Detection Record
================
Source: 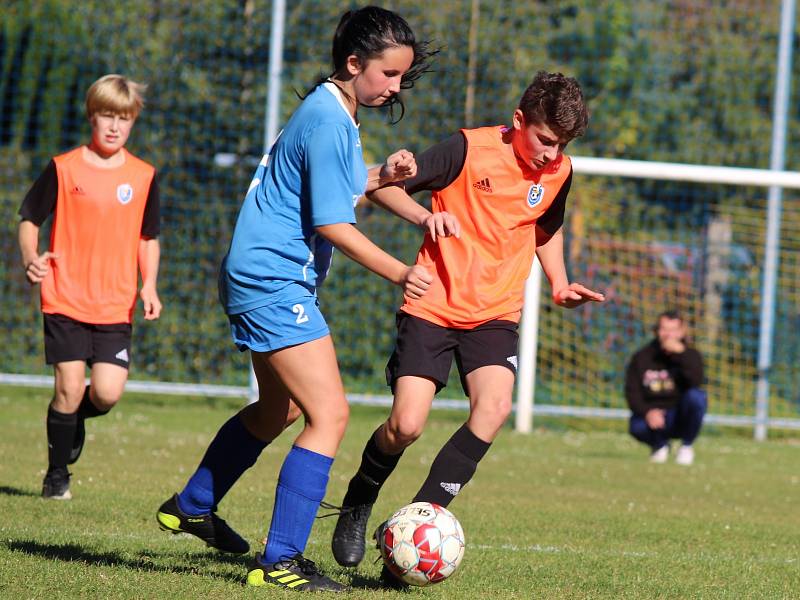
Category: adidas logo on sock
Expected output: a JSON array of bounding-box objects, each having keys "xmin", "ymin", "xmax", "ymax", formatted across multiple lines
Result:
[
  {"xmin": 472, "ymin": 177, "xmax": 493, "ymax": 193},
  {"xmin": 115, "ymin": 348, "xmax": 129, "ymax": 363},
  {"xmin": 440, "ymin": 482, "xmax": 461, "ymax": 496}
]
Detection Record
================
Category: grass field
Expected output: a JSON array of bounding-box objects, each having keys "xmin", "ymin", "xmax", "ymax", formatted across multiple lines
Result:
[{"xmin": 0, "ymin": 385, "xmax": 798, "ymax": 599}]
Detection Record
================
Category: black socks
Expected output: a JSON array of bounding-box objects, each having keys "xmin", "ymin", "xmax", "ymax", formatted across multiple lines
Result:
[
  {"xmin": 77, "ymin": 386, "xmax": 109, "ymax": 419},
  {"xmin": 342, "ymin": 429, "xmax": 404, "ymax": 507},
  {"xmin": 412, "ymin": 424, "xmax": 491, "ymax": 507},
  {"xmin": 46, "ymin": 406, "xmax": 76, "ymax": 469},
  {"xmin": 343, "ymin": 424, "xmax": 492, "ymax": 509},
  {"xmin": 47, "ymin": 387, "xmax": 109, "ymax": 470}
]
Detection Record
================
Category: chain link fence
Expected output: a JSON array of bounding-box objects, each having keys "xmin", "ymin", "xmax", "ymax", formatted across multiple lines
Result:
[{"xmin": 1, "ymin": 1, "xmax": 797, "ymax": 429}]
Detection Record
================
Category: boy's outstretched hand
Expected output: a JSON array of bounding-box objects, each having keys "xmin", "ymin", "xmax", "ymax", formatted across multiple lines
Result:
[
  {"xmin": 420, "ymin": 211, "xmax": 461, "ymax": 242},
  {"xmin": 553, "ymin": 283, "xmax": 605, "ymax": 308}
]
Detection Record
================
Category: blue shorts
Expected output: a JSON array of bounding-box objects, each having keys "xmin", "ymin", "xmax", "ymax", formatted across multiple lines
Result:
[{"xmin": 228, "ymin": 294, "xmax": 329, "ymax": 353}]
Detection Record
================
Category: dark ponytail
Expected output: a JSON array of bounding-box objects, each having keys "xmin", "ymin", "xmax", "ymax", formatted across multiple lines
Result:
[{"xmin": 301, "ymin": 6, "xmax": 436, "ymax": 122}]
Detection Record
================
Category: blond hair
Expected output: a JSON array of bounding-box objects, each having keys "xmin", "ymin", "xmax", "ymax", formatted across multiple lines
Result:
[{"xmin": 85, "ymin": 74, "xmax": 147, "ymax": 119}]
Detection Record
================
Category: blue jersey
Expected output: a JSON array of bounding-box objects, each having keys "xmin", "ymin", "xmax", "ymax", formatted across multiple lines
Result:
[{"xmin": 220, "ymin": 83, "xmax": 367, "ymax": 315}]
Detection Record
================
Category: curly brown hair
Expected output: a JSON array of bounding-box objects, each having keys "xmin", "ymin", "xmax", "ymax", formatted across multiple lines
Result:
[{"xmin": 518, "ymin": 71, "xmax": 588, "ymax": 141}]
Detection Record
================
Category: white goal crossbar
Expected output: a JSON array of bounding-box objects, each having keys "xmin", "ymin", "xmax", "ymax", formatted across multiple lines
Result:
[
  {"xmin": 571, "ymin": 156, "xmax": 800, "ymax": 189},
  {"xmin": 514, "ymin": 156, "xmax": 800, "ymax": 435}
]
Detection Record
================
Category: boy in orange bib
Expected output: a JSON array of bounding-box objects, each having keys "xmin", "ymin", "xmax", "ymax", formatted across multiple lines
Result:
[
  {"xmin": 330, "ymin": 72, "xmax": 605, "ymax": 580},
  {"xmin": 18, "ymin": 74, "xmax": 162, "ymax": 500}
]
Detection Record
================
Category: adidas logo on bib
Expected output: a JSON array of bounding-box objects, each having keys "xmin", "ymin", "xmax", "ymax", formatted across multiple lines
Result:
[{"xmin": 472, "ymin": 177, "xmax": 493, "ymax": 193}]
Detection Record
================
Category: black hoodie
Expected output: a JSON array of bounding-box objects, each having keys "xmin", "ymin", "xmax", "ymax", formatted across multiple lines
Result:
[{"xmin": 624, "ymin": 339, "xmax": 704, "ymax": 416}]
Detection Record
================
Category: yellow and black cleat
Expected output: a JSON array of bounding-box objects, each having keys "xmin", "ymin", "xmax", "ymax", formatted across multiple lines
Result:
[
  {"xmin": 156, "ymin": 493, "xmax": 249, "ymax": 554},
  {"xmin": 246, "ymin": 553, "xmax": 348, "ymax": 592}
]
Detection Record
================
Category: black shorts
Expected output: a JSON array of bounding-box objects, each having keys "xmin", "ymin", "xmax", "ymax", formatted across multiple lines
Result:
[
  {"xmin": 385, "ymin": 312, "xmax": 519, "ymax": 396},
  {"xmin": 43, "ymin": 313, "xmax": 132, "ymax": 369}
]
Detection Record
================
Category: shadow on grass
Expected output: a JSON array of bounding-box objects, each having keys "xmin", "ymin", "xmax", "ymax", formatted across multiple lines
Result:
[
  {"xmin": 3, "ymin": 539, "xmax": 247, "ymax": 583},
  {"xmin": 0, "ymin": 485, "xmax": 38, "ymax": 497},
  {"xmin": 5, "ymin": 539, "xmax": 396, "ymax": 591},
  {"xmin": 347, "ymin": 570, "xmax": 408, "ymax": 592}
]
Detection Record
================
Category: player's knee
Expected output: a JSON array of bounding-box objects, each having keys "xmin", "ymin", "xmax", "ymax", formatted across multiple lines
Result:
[
  {"xmin": 386, "ymin": 414, "xmax": 425, "ymax": 448},
  {"xmin": 90, "ymin": 375, "xmax": 127, "ymax": 411},
  {"xmin": 91, "ymin": 391, "xmax": 121, "ymax": 412},
  {"xmin": 325, "ymin": 400, "xmax": 350, "ymax": 437},
  {"xmin": 53, "ymin": 382, "xmax": 85, "ymax": 412},
  {"xmin": 496, "ymin": 396, "xmax": 514, "ymax": 421},
  {"xmin": 473, "ymin": 393, "xmax": 513, "ymax": 426}
]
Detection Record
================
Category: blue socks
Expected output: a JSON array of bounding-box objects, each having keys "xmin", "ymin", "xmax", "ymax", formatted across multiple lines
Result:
[
  {"xmin": 262, "ymin": 445, "xmax": 333, "ymax": 563},
  {"xmin": 177, "ymin": 414, "xmax": 267, "ymax": 515},
  {"xmin": 176, "ymin": 419, "xmax": 334, "ymax": 562}
]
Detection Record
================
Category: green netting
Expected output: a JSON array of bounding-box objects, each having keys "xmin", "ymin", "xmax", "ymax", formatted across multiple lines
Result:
[
  {"xmin": 0, "ymin": 1, "xmax": 798, "ymax": 422},
  {"xmin": 537, "ymin": 182, "xmax": 800, "ymax": 420}
]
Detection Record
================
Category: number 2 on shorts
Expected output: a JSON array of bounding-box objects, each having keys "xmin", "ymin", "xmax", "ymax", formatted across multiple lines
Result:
[{"xmin": 292, "ymin": 303, "xmax": 309, "ymax": 324}]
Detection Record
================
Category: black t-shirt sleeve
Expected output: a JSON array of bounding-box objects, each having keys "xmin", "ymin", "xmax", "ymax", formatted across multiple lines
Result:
[
  {"xmin": 141, "ymin": 172, "xmax": 161, "ymax": 237},
  {"xmin": 19, "ymin": 160, "xmax": 58, "ymax": 225},
  {"xmin": 536, "ymin": 167, "xmax": 572, "ymax": 236},
  {"xmin": 403, "ymin": 132, "xmax": 468, "ymax": 194}
]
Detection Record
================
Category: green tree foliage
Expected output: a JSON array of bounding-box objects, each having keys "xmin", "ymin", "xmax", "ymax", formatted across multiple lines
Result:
[{"xmin": 0, "ymin": 1, "xmax": 797, "ymax": 412}]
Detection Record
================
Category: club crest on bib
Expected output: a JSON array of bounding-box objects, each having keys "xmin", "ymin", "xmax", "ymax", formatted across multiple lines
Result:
[
  {"xmin": 117, "ymin": 183, "xmax": 133, "ymax": 205},
  {"xmin": 527, "ymin": 183, "xmax": 545, "ymax": 208}
]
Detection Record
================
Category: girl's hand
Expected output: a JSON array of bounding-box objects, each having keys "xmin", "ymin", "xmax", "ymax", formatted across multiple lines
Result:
[{"xmin": 420, "ymin": 211, "xmax": 461, "ymax": 242}]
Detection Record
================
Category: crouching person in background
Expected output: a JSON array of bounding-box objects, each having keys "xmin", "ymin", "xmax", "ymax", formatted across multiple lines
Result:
[{"xmin": 625, "ymin": 310, "xmax": 706, "ymax": 465}]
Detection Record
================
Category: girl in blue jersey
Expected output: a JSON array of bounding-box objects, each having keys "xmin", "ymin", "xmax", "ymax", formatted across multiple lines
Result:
[{"xmin": 156, "ymin": 6, "xmax": 448, "ymax": 593}]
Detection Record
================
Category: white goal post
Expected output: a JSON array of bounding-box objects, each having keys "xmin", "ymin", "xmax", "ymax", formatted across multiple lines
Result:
[{"xmin": 514, "ymin": 156, "xmax": 800, "ymax": 435}]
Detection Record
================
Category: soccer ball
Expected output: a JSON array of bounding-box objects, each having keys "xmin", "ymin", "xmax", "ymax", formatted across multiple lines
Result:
[{"xmin": 377, "ymin": 501, "xmax": 465, "ymax": 586}]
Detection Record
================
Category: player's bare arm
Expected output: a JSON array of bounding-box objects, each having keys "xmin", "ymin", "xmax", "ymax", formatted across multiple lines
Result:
[
  {"xmin": 367, "ymin": 184, "xmax": 460, "ymax": 241},
  {"xmin": 316, "ymin": 222, "xmax": 432, "ymax": 299},
  {"xmin": 536, "ymin": 226, "xmax": 605, "ymax": 308},
  {"xmin": 138, "ymin": 237, "xmax": 162, "ymax": 320},
  {"xmin": 18, "ymin": 220, "xmax": 58, "ymax": 285}
]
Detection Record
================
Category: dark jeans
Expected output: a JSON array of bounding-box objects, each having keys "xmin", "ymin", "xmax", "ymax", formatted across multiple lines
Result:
[{"xmin": 629, "ymin": 388, "xmax": 707, "ymax": 450}]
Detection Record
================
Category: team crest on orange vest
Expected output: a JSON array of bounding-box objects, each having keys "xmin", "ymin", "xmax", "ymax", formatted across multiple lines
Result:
[
  {"xmin": 527, "ymin": 183, "xmax": 544, "ymax": 207},
  {"xmin": 117, "ymin": 183, "xmax": 133, "ymax": 205}
]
